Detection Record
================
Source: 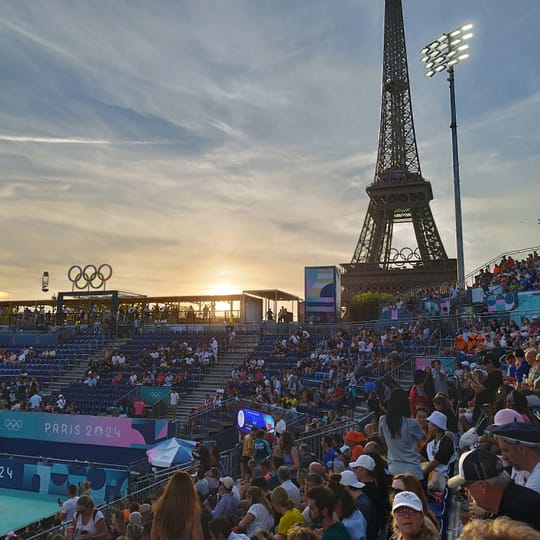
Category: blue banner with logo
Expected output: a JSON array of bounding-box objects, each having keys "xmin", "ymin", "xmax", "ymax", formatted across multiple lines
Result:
[{"xmin": 0, "ymin": 411, "xmax": 170, "ymax": 448}]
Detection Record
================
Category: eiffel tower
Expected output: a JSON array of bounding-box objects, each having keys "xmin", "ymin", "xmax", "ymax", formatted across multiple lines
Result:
[{"xmin": 341, "ymin": 0, "xmax": 456, "ymax": 304}]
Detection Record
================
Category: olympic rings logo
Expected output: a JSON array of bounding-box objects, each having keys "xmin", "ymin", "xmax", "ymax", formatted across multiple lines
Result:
[
  {"xmin": 4, "ymin": 418, "xmax": 23, "ymax": 431},
  {"xmin": 68, "ymin": 264, "xmax": 113, "ymax": 290}
]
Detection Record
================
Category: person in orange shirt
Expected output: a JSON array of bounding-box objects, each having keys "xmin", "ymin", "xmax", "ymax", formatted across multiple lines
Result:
[{"xmin": 344, "ymin": 430, "xmax": 367, "ymax": 460}]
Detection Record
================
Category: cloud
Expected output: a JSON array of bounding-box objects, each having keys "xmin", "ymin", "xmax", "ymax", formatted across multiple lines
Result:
[{"xmin": 0, "ymin": 0, "xmax": 539, "ymax": 299}]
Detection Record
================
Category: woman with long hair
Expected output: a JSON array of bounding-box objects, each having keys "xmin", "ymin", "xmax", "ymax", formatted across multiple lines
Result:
[
  {"xmin": 379, "ymin": 389, "xmax": 424, "ymax": 480},
  {"xmin": 237, "ymin": 486, "xmax": 274, "ymax": 539},
  {"xmin": 109, "ymin": 509, "xmax": 126, "ymax": 540},
  {"xmin": 327, "ymin": 482, "xmax": 367, "ymax": 540},
  {"xmin": 274, "ymin": 431, "xmax": 300, "ymax": 482},
  {"xmin": 72, "ymin": 495, "xmax": 108, "ymax": 540},
  {"xmin": 390, "ymin": 473, "xmax": 439, "ymax": 532},
  {"xmin": 409, "ymin": 371, "xmax": 431, "ymax": 417},
  {"xmin": 507, "ymin": 389, "xmax": 535, "ymax": 424},
  {"xmin": 150, "ymin": 470, "xmax": 204, "ymax": 540},
  {"xmin": 268, "ymin": 487, "xmax": 304, "ymax": 540},
  {"xmin": 432, "ymin": 393, "xmax": 458, "ymax": 434}
]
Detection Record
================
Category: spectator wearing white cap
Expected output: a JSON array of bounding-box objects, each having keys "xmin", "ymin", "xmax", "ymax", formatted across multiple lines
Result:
[
  {"xmin": 350, "ymin": 454, "xmax": 386, "ymax": 539},
  {"xmin": 339, "ymin": 471, "xmax": 377, "ymax": 540},
  {"xmin": 206, "ymin": 477, "xmax": 240, "ymax": 522},
  {"xmin": 421, "ymin": 411, "xmax": 456, "ymax": 483},
  {"xmin": 390, "ymin": 491, "xmax": 440, "ymax": 540}
]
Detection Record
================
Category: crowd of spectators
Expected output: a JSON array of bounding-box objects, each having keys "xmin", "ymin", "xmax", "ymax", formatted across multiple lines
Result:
[{"xmin": 473, "ymin": 251, "xmax": 540, "ymax": 293}]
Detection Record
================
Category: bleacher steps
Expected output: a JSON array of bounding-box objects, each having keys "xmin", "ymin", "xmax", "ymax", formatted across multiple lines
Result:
[{"xmin": 173, "ymin": 335, "xmax": 259, "ymax": 418}]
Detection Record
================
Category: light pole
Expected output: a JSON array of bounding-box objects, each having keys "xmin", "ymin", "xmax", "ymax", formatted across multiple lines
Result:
[{"xmin": 420, "ymin": 23, "xmax": 473, "ymax": 286}]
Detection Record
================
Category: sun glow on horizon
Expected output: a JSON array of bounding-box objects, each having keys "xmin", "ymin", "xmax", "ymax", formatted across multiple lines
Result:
[{"xmin": 207, "ymin": 282, "xmax": 239, "ymax": 296}]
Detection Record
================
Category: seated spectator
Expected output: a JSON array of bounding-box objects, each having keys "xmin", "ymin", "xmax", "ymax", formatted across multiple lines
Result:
[
  {"xmin": 457, "ymin": 515, "xmax": 540, "ymax": 540},
  {"xmin": 390, "ymin": 491, "xmax": 440, "ymax": 540},
  {"xmin": 448, "ymin": 448, "xmax": 540, "ymax": 529},
  {"xmin": 209, "ymin": 517, "xmax": 250, "ymax": 540}
]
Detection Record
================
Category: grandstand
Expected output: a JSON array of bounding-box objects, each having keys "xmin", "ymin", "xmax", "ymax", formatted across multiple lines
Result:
[{"xmin": 1, "ymin": 248, "xmax": 539, "ymax": 538}]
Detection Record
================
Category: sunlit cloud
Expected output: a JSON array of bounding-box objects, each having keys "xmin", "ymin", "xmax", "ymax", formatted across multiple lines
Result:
[{"xmin": 0, "ymin": 0, "xmax": 539, "ymax": 300}]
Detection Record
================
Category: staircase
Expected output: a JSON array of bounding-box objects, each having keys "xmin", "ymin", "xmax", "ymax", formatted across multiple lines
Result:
[
  {"xmin": 173, "ymin": 335, "xmax": 259, "ymax": 418},
  {"xmin": 44, "ymin": 338, "xmax": 126, "ymax": 398}
]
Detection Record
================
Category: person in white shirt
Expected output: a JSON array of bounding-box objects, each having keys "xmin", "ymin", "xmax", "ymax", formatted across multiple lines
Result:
[
  {"xmin": 57, "ymin": 484, "xmax": 79, "ymax": 523},
  {"xmin": 490, "ymin": 422, "xmax": 540, "ymax": 493},
  {"xmin": 275, "ymin": 415, "xmax": 286, "ymax": 438}
]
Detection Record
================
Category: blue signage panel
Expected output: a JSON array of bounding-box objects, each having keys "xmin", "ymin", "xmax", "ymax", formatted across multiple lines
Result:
[
  {"xmin": 0, "ymin": 411, "xmax": 170, "ymax": 448},
  {"xmin": 236, "ymin": 408, "xmax": 275, "ymax": 434}
]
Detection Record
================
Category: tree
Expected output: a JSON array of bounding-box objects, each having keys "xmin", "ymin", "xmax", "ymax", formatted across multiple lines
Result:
[{"xmin": 349, "ymin": 292, "xmax": 394, "ymax": 321}]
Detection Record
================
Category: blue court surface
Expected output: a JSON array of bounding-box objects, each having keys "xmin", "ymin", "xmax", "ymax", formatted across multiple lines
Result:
[{"xmin": 0, "ymin": 488, "xmax": 59, "ymax": 535}]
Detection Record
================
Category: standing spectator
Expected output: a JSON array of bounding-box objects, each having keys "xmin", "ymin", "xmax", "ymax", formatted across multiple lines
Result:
[
  {"xmin": 56, "ymin": 484, "xmax": 79, "ymax": 524},
  {"xmin": 379, "ymin": 389, "xmax": 424, "ymax": 481},
  {"xmin": 170, "ymin": 388, "xmax": 179, "ymax": 418},
  {"xmin": 461, "ymin": 353, "xmax": 503, "ymax": 431},
  {"xmin": 274, "ymin": 432, "xmax": 300, "ymax": 483},
  {"xmin": 133, "ymin": 397, "xmax": 146, "ymax": 418},
  {"xmin": 241, "ymin": 427, "xmax": 256, "ymax": 482},
  {"xmin": 321, "ymin": 435, "xmax": 338, "ymax": 473},
  {"xmin": 253, "ymin": 430, "xmax": 272, "ymax": 464},
  {"xmin": 151, "ymin": 470, "xmax": 204, "ymax": 540},
  {"xmin": 409, "ymin": 371, "xmax": 431, "ymax": 417},
  {"xmin": 431, "ymin": 360, "xmax": 448, "ymax": 397}
]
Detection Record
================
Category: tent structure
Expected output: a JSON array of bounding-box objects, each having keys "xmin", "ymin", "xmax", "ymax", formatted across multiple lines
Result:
[{"xmin": 145, "ymin": 437, "xmax": 197, "ymax": 468}]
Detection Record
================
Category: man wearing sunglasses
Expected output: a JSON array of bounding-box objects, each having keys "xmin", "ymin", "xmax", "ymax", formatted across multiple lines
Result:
[{"xmin": 488, "ymin": 422, "xmax": 540, "ymax": 493}]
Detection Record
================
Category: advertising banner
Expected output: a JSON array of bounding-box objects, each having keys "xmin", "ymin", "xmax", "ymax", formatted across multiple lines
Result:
[{"xmin": 0, "ymin": 411, "xmax": 170, "ymax": 449}]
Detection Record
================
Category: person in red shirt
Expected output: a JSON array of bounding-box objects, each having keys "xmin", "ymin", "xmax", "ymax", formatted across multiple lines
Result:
[
  {"xmin": 409, "ymin": 370, "xmax": 432, "ymax": 417},
  {"xmin": 331, "ymin": 383, "xmax": 346, "ymax": 414}
]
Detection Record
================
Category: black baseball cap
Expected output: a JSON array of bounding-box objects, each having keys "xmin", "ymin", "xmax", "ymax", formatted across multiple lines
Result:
[{"xmin": 448, "ymin": 449, "xmax": 504, "ymax": 489}]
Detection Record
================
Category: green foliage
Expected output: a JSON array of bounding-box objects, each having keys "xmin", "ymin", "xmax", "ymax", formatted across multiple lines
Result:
[{"xmin": 349, "ymin": 291, "xmax": 394, "ymax": 321}]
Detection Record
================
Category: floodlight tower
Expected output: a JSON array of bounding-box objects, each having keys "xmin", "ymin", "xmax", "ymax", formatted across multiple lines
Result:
[{"xmin": 421, "ymin": 23, "xmax": 473, "ymax": 286}]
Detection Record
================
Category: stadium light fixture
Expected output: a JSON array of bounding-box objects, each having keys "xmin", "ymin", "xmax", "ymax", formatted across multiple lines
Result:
[{"xmin": 420, "ymin": 23, "xmax": 473, "ymax": 287}]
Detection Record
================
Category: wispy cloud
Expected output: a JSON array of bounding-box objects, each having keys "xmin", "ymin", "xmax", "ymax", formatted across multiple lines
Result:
[
  {"xmin": 0, "ymin": 135, "xmax": 186, "ymax": 145},
  {"xmin": 0, "ymin": 0, "xmax": 539, "ymax": 299}
]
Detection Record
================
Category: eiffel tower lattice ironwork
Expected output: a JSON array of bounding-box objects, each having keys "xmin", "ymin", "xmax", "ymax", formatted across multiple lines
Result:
[{"xmin": 342, "ymin": 0, "xmax": 456, "ymax": 303}]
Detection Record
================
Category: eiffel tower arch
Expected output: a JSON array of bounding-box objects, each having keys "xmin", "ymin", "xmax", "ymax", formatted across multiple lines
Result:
[{"xmin": 341, "ymin": 0, "xmax": 456, "ymax": 305}]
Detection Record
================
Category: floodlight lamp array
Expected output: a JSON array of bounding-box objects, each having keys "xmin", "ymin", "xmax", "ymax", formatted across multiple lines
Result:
[{"xmin": 420, "ymin": 23, "xmax": 473, "ymax": 77}]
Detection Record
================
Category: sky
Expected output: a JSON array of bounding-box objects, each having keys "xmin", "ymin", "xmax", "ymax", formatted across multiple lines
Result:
[{"xmin": 1, "ymin": 0, "xmax": 539, "ymax": 301}]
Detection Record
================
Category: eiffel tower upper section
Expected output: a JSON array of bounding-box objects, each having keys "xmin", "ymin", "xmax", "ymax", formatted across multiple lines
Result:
[{"xmin": 342, "ymin": 0, "xmax": 456, "ymax": 300}]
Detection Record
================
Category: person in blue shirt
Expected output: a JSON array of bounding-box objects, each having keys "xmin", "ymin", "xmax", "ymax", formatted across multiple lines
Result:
[{"xmin": 321, "ymin": 435, "xmax": 338, "ymax": 473}]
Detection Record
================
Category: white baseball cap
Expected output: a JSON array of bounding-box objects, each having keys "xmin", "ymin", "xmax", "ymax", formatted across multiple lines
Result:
[{"xmin": 349, "ymin": 454, "xmax": 376, "ymax": 471}]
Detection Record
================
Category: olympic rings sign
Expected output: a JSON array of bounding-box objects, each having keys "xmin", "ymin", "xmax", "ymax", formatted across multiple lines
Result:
[
  {"xmin": 68, "ymin": 264, "xmax": 113, "ymax": 290},
  {"xmin": 4, "ymin": 418, "xmax": 23, "ymax": 431}
]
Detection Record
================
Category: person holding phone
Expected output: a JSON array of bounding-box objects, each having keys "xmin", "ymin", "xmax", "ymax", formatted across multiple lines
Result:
[{"xmin": 72, "ymin": 495, "xmax": 108, "ymax": 540}]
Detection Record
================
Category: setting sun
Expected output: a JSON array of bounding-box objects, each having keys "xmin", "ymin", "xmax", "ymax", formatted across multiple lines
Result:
[{"xmin": 207, "ymin": 283, "xmax": 239, "ymax": 296}]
